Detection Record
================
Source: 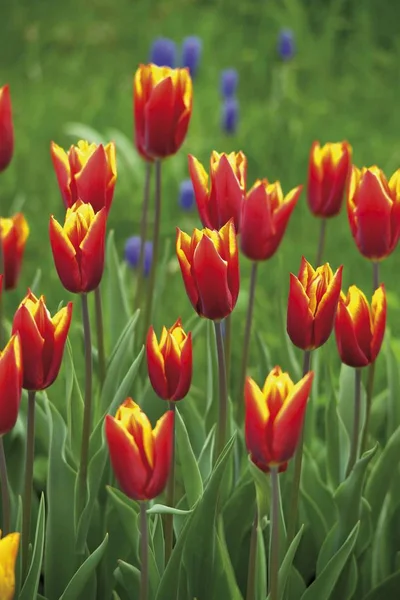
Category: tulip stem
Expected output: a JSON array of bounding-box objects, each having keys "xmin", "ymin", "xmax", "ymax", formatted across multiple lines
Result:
[
  {"xmin": 0, "ymin": 230, "xmax": 4, "ymax": 348},
  {"xmin": 360, "ymin": 360, "xmax": 376, "ymax": 455},
  {"xmin": 0, "ymin": 436, "xmax": 11, "ymax": 535},
  {"xmin": 238, "ymin": 261, "xmax": 258, "ymax": 416},
  {"xmin": 142, "ymin": 160, "xmax": 162, "ymax": 346},
  {"xmin": 140, "ymin": 501, "xmax": 149, "ymax": 600},
  {"xmin": 224, "ymin": 314, "xmax": 232, "ymax": 389},
  {"xmin": 346, "ymin": 367, "xmax": 363, "ymax": 477},
  {"xmin": 246, "ymin": 510, "xmax": 258, "ymax": 600},
  {"xmin": 286, "ymin": 349, "xmax": 311, "ymax": 545},
  {"xmin": 373, "ymin": 261, "xmax": 380, "ymax": 292},
  {"xmin": 214, "ymin": 320, "xmax": 229, "ymax": 460},
  {"xmin": 135, "ymin": 161, "xmax": 153, "ymax": 311},
  {"xmin": 22, "ymin": 390, "xmax": 36, "ymax": 579},
  {"xmin": 78, "ymin": 293, "xmax": 93, "ymax": 519},
  {"xmin": 164, "ymin": 401, "xmax": 176, "ymax": 566},
  {"xmin": 315, "ymin": 218, "xmax": 327, "ymax": 266},
  {"xmin": 269, "ymin": 466, "xmax": 280, "ymax": 600},
  {"xmin": 94, "ymin": 286, "xmax": 106, "ymax": 388}
]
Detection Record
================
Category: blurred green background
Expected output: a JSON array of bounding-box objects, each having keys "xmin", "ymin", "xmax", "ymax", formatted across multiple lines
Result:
[{"xmin": 2, "ymin": 0, "xmax": 400, "ymax": 388}]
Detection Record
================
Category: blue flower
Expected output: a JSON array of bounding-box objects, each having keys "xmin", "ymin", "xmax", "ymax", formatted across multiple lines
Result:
[
  {"xmin": 277, "ymin": 29, "xmax": 295, "ymax": 61},
  {"xmin": 181, "ymin": 36, "xmax": 202, "ymax": 78},
  {"xmin": 220, "ymin": 68, "xmax": 239, "ymax": 99},
  {"xmin": 149, "ymin": 37, "xmax": 177, "ymax": 68},
  {"xmin": 125, "ymin": 236, "xmax": 153, "ymax": 276},
  {"xmin": 221, "ymin": 97, "xmax": 239, "ymax": 135},
  {"xmin": 179, "ymin": 179, "xmax": 195, "ymax": 211}
]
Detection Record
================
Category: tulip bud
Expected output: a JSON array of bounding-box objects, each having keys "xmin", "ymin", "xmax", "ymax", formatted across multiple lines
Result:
[
  {"xmin": 0, "ymin": 531, "xmax": 20, "ymax": 600},
  {"xmin": 287, "ymin": 257, "xmax": 343, "ymax": 350},
  {"xmin": 176, "ymin": 219, "xmax": 240, "ymax": 321},
  {"xmin": 125, "ymin": 236, "xmax": 153, "ymax": 277},
  {"xmin": 0, "ymin": 84, "xmax": 14, "ymax": 172},
  {"xmin": 149, "ymin": 37, "xmax": 177, "ymax": 68},
  {"xmin": 0, "ymin": 213, "xmax": 29, "ymax": 290},
  {"xmin": 221, "ymin": 97, "xmax": 239, "ymax": 135},
  {"xmin": 277, "ymin": 29, "xmax": 295, "ymax": 61},
  {"xmin": 245, "ymin": 367, "xmax": 314, "ymax": 473},
  {"xmin": 0, "ymin": 334, "xmax": 23, "ymax": 435},
  {"xmin": 105, "ymin": 398, "xmax": 174, "ymax": 501},
  {"xmin": 178, "ymin": 179, "xmax": 195, "ymax": 211},
  {"xmin": 220, "ymin": 68, "xmax": 239, "ymax": 99},
  {"xmin": 335, "ymin": 285, "xmax": 386, "ymax": 367},
  {"xmin": 12, "ymin": 290, "xmax": 72, "ymax": 391},
  {"xmin": 146, "ymin": 319, "xmax": 192, "ymax": 401},
  {"xmin": 181, "ymin": 36, "xmax": 202, "ymax": 78}
]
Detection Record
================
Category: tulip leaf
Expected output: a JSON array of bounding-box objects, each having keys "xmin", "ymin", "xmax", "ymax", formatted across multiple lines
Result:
[
  {"xmin": 286, "ymin": 567, "xmax": 306, "ymax": 600},
  {"xmin": 175, "ymin": 408, "xmax": 203, "ymax": 507},
  {"xmin": 212, "ymin": 517, "xmax": 243, "ymax": 600},
  {"xmin": 386, "ymin": 333, "xmax": 400, "ymax": 437},
  {"xmin": 299, "ymin": 522, "xmax": 360, "ymax": 600},
  {"xmin": 64, "ymin": 122, "xmax": 103, "ymax": 143},
  {"xmin": 197, "ymin": 425, "xmax": 216, "ymax": 483},
  {"xmin": 325, "ymin": 386, "xmax": 350, "ymax": 489},
  {"xmin": 105, "ymin": 230, "xmax": 131, "ymax": 350},
  {"xmin": 338, "ymin": 364, "xmax": 366, "ymax": 454},
  {"xmin": 106, "ymin": 486, "xmax": 140, "ymax": 563},
  {"xmin": 364, "ymin": 569, "xmax": 400, "ymax": 600},
  {"xmin": 59, "ymin": 534, "xmax": 108, "ymax": 600},
  {"xmin": 65, "ymin": 337, "xmax": 84, "ymax": 466},
  {"xmin": 19, "ymin": 493, "xmax": 46, "ymax": 600},
  {"xmin": 147, "ymin": 504, "xmax": 194, "ymax": 516},
  {"xmin": 277, "ymin": 525, "xmax": 304, "ymax": 600},
  {"xmin": 223, "ymin": 473, "xmax": 256, "ymax": 571},
  {"xmin": 151, "ymin": 514, "xmax": 165, "ymax": 577}
]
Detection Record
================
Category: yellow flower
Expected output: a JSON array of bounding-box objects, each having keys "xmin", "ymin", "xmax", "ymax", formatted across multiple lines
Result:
[{"xmin": 0, "ymin": 532, "xmax": 20, "ymax": 600}]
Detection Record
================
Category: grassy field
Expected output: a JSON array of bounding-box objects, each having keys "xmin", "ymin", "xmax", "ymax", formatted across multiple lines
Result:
[{"xmin": 2, "ymin": 0, "xmax": 400, "ymax": 395}]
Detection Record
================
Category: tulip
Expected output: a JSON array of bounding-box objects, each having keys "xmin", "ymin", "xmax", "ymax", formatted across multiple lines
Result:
[
  {"xmin": 146, "ymin": 319, "xmax": 192, "ymax": 401},
  {"xmin": 149, "ymin": 37, "xmax": 177, "ymax": 68},
  {"xmin": 50, "ymin": 140, "xmax": 117, "ymax": 214},
  {"xmin": 12, "ymin": 290, "xmax": 72, "ymax": 390},
  {"xmin": 0, "ymin": 213, "xmax": 29, "ymax": 290},
  {"xmin": 179, "ymin": 179, "xmax": 195, "ymax": 211},
  {"xmin": 49, "ymin": 200, "xmax": 107, "ymax": 294},
  {"xmin": 221, "ymin": 97, "xmax": 239, "ymax": 135},
  {"xmin": 125, "ymin": 236, "xmax": 153, "ymax": 276},
  {"xmin": 181, "ymin": 36, "xmax": 202, "ymax": 78},
  {"xmin": 0, "ymin": 334, "xmax": 22, "ymax": 436},
  {"xmin": 241, "ymin": 179, "xmax": 302, "ymax": 261},
  {"xmin": 176, "ymin": 219, "xmax": 239, "ymax": 321},
  {"xmin": 133, "ymin": 64, "xmax": 193, "ymax": 160},
  {"xmin": 188, "ymin": 151, "xmax": 247, "ymax": 231},
  {"xmin": 105, "ymin": 398, "xmax": 174, "ymax": 501},
  {"xmin": 0, "ymin": 85, "xmax": 13, "ymax": 172},
  {"xmin": 245, "ymin": 367, "xmax": 314, "ymax": 472},
  {"xmin": 277, "ymin": 29, "xmax": 295, "ymax": 61},
  {"xmin": 335, "ymin": 284, "xmax": 386, "ymax": 368},
  {"xmin": 347, "ymin": 166, "xmax": 400, "ymax": 260},
  {"xmin": 287, "ymin": 257, "xmax": 343, "ymax": 350},
  {"xmin": 307, "ymin": 141, "xmax": 352, "ymax": 218},
  {"xmin": 0, "ymin": 531, "xmax": 20, "ymax": 600},
  {"xmin": 220, "ymin": 68, "xmax": 239, "ymax": 99}
]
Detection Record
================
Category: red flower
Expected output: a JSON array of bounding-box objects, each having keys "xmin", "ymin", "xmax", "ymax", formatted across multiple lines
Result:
[
  {"xmin": 105, "ymin": 399, "xmax": 174, "ymax": 501},
  {"xmin": 0, "ymin": 85, "xmax": 13, "ymax": 172},
  {"xmin": 0, "ymin": 213, "xmax": 29, "ymax": 290},
  {"xmin": 0, "ymin": 334, "xmax": 22, "ymax": 435}
]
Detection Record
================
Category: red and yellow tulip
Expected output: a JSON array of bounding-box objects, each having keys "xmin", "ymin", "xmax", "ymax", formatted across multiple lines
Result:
[
  {"xmin": 335, "ymin": 284, "xmax": 386, "ymax": 367},
  {"xmin": 0, "ymin": 85, "xmax": 13, "ymax": 172},
  {"xmin": 0, "ymin": 531, "xmax": 20, "ymax": 600},
  {"xmin": 134, "ymin": 64, "xmax": 193, "ymax": 160},
  {"xmin": 0, "ymin": 334, "xmax": 22, "ymax": 436},
  {"xmin": 50, "ymin": 140, "xmax": 117, "ymax": 214},
  {"xmin": 176, "ymin": 219, "xmax": 240, "ymax": 321},
  {"xmin": 49, "ymin": 200, "xmax": 107, "ymax": 294},
  {"xmin": 307, "ymin": 141, "xmax": 352, "ymax": 217},
  {"xmin": 245, "ymin": 367, "xmax": 314, "ymax": 472},
  {"xmin": 146, "ymin": 319, "xmax": 192, "ymax": 401},
  {"xmin": 188, "ymin": 151, "xmax": 247, "ymax": 230},
  {"xmin": 12, "ymin": 290, "xmax": 72, "ymax": 391},
  {"xmin": 0, "ymin": 213, "xmax": 29, "ymax": 290},
  {"xmin": 241, "ymin": 179, "xmax": 302, "ymax": 261},
  {"xmin": 347, "ymin": 166, "xmax": 400, "ymax": 260},
  {"xmin": 287, "ymin": 257, "xmax": 343, "ymax": 350},
  {"xmin": 105, "ymin": 399, "xmax": 174, "ymax": 501}
]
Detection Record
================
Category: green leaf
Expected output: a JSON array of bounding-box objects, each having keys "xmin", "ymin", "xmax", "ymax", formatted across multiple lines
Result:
[
  {"xmin": 151, "ymin": 515, "xmax": 165, "ymax": 578},
  {"xmin": 147, "ymin": 504, "xmax": 193, "ymax": 516},
  {"xmin": 19, "ymin": 494, "xmax": 46, "ymax": 600},
  {"xmin": 338, "ymin": 364, "xmax": 366, "ymax": 452},
  {"xmin": 223, "ymin": 472, "xmax": 256, "ymax": 570},
  {"xmin": 364, "ymin": 569, "xmax": 400, "ymax": 600},
  {"xmin": 197, "ymin": 426, "xmax": 215, "ymax": 483},
  {"xmin": 299, "ymin": 522, "xmax": 360, "ymax": 600},
  {"xmin": 386, "ymin": 332, "xmax": 400, "ymax": 437},
  {"xmin": 325, "ymin": 386, "xmax": 349, "ymax": 489},
  {"xmin": 175, "ymin": 408, "xmax": 203, "ymax": 507},
  {"xmin": 114, "ymin": 561, "xmax": 140, "ymax": 599},
  {"xmin": 106, "ymin": 486, "xmax": 140, "ymax": 564},
  {"xmin": 277, "ymin": 526, "xmax": 304, "ymax": 600},
  {"xmin": 59, "ymin": 534, "xmax": 108, "ymax": 600},
  {"xmin": 65, "ymin": 338, "xmax": 84, "ymax": 465},
  {"xmin": 212, "ymin": 518, "xmax": 243, "ymax": 600}
]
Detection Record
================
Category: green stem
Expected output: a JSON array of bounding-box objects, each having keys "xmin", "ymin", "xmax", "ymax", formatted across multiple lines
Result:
[
  {"xmin": 22, "ymin": 390, "xmax": 36, "ymax": 578},
  {"xmin": 286, "ymin": 349, "xmax": 311, "ymax": 544},
  {"xmin": 269, "ymin": 467, "xmax": 280, "ymax": 600},
  {"xmin": 164, "ymin": 401, "xmax": 176, "ymax": 566},
  {"xmin": 214, "ymin": 320, "xmax": 229, "ymax": 460},
  {"xmin": 246, "ymin": 510, "xmax": 258, "ymax": 600},
  {"xmin": 135, "ymin": 161, "xmax": 153, "ymax": 311},
  {"xmin": 372, "ymin": 261, "xmax": 380, "ymax": 292},
  {"xmin": 346, "ymin": 367, "xmax": 362, "ymax": 477},
  {"xmin": 142, "ymin": 159, "xmax": 162, "ymax": 345},
  {"xmin": 0, "ymin": 436, "xmax": 11, "ymax": 535},
  {"xmin": 78, "ymin": 293, "xmax": 93, "ymax": 518},
  {"xmin": 94, "ymin": 286, "xmax": 106, "ymax": 388},
  {"xmin": 360, "ymin": 360, "xmax": 376, "ymax": 454},
  {"xmin": 315, "ymin": 218, "xmax": 327, "ymax": 267},
  {"xmin": 224, "ymin": 314, "xmax": 232, "ymax": 390},
  {"xmin": 140, "ymin": 501, "xmax": 149, "ymax": 600},
  {"xmin": 238, "ymin": 261, "xmax": 258, "ymax": 414},
  {"xmin": 0, "ymin": 223, "xmax": 4, "ymax": 348}
]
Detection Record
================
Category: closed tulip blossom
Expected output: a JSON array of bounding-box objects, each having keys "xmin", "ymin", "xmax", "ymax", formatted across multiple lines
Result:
[
  {"xmin": 347, "ymin": 166, "xmax": 400, "ymax": 260},
  {"xmin": 335, "ymin": 285, "xmax": 386, "ymax": 368},
  {"xmin": 146, "ymin": 319, "xmax": 192, "ymax": 401},
  {"xmin": 176, "ymin": 219, "xmax": 239, "ymax": 321},
  {"xmin": 188, "ymin": 150, "xmax": 247, "ymax": 231},
  {"xmin": 0, "ymin": 84, "xmax": 13, "ymax": 172},
  {"xmin": 307, "ymin": 141, "xmax": 352, "ymax": 218},
  {"xmin": 12, "ymin": 290, "xmax": 72, "ymax": 391},
  {"xmin": 49, "ymin": 200, "xmax": 107, "ymax": 294},
  {"xmin": 0, "ymin": 213, "xmax": 29, "ymax": 290},
  {"xmin": 105, "ymin": 398, "xmax": 174, "ymax": 501},
  {"xmin": 0, "ymin": 531, "xmax": 20, "ymax": 600},
  {"xmin": 241, "ymin": 179, "xmax": 302, "ymax": 261},
  {"xmin": 50, "ymin": 140, "xmax": 117, "ymax": 214},
  {"xmin": 287, "ymin": 257, "xmax": 343, "ymax": 350},
  {"xmin": 0, "ymin": 333, "xmax": 22, "ymax": 436},
  {"xmin": 245, "ymin": 367, "xmax": 314, "ymax": 472},
  {"xmin": 134, "ymin": 64, "xmax": 193, "ymax": 160}
]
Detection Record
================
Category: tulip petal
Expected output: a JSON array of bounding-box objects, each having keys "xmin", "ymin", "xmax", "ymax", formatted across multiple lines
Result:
[
  {"xmin": 241, "ymin": 183, "xmax": 274, "ymax": 260},
  {"xmin": 188, "ymin": 155, "xmax": 212, "ymax": 228},
  {"xmin": 50, "ymin": 141, "xmax": 73, "ymax": 207},
  {"xmin": 145, "ymin": 77, "xmax": 177, "ymax": 158},
  {"xmin": 0, "ymin": 85, "xmax": 14, "ymax": 172},
  {"xmin": 176, "ymin": 228, "xmax": 199, "ymax": 311},
  {"xmin": 334, "ymin": 298, "xmax": 369, "ymax": 367},
  {"xmin": 45, "ymin": 303, "xmax": 73, "ymax": 389},
  {"xmin": 75, "ymin": 145, "xmax": 108, "ymax": 213},
  {"xmin": 213, "ymin": 154, "xmax": 244, "ymax": 230},
  {"xmin": 287, "ymin": 274, "xmax": 314, "ymax": 349},
  {"xmin": 146, "ymin": 410, "xmax": 174, "ymax": 499},
  {"xmin": 313, "ymin": 265, "xmax": 343, "ymax": 347},
  {"xmin": 80, "ymin": 208, "xmax": 107, "ymax": 292},
  {"xmin": 12, "ymin": 304, "xmax": 45, "ymax": 389},
  {"xmin": 265, "ymin": 186, "xmax": 301, "ymax": 259},
  {"xmin": 146, "ymin": 327, "xmax": 168, "ymax": 399},
  {"xmin": 49, "ymin": 216, "xmax": 81, "ymax": 293},
  {"xmin": 0, "ymin": 334, "xmax": 22, "ymax": 435},
  {"xmin": 172, "ymin": 332, "xmax": 192, "ymax": 401},
  {"xmin": 370, "ymin": 285, "xmax": 386, "ymax": 362},
  {"xmin": 245, "ymin": 376, "xmax": 270, "ymax": 467}
]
